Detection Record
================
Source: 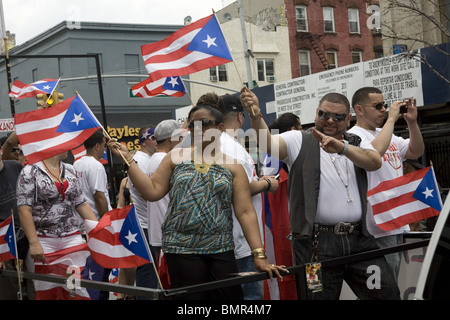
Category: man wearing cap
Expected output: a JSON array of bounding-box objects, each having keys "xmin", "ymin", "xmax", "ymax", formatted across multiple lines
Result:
[
  {"xmin": 196, "ymin": 92, "xmax": 279, "ymax": 300},
  {"xmin": 349, "ymin": 87, "xmax": 424, "ymax": 280},
  {"xmin": 144, "ymin": 120, "xmax": 186, "ymax": 272}
]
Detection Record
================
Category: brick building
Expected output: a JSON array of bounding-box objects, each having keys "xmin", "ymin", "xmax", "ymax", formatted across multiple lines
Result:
[{"xmin": 285, "ymin": 0, "xmax": 377, "ymax": 78}]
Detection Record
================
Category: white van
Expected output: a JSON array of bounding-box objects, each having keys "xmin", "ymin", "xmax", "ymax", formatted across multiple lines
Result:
[{"xmin": 414, "ymin": 192, "xmax": 450, "ymax": 299}]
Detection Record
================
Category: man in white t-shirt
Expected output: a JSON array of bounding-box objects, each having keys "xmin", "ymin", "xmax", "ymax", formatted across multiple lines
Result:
[
  {"xmin": 144, "ymin": 120, "xmax": 186, "ymax": 266},
  {"xmin": 74, "ymin": 129, "xmax": 112, "ymax": 220},
  {"xmin": 241, "ymin": 88, "xmax": 400, "ymax": 300},
  {"xmin": 197, "ymin": 93, "xmax": 279, "ymax": 300},
  {"xmin": 349, "ymin": 87, "xmax": 424, "ymax": 279}
]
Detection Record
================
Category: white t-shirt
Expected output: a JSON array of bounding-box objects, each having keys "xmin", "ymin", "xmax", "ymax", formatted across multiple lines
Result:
[
  {"xmin": 280, "ymin": 130, "xmax": 376, "ymax": 225},
  {"xmin": 220, "ymin": 132, "xmax": 264, "ymax": 260},
  {"xmin": 74, "ymin": 156, "xmax": 112, "ymax": 219},
  {"xmin": 144, "ymin": 152, "xmax": 168, "ymax": 247},
  {"xmin": 129, "ymin": 150, "xmax": 152, "ymax": 229},
  {"xmin": 348, "ymin": 125, "xmax": 411, "ymax": 237}
]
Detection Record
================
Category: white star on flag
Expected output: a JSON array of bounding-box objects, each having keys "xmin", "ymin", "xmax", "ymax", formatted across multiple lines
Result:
[
  {"xmin": 43, "ymin": 85, "xmax": 51, "ymax": 90},
  {"xmin": 71, "ymin": 113, "xmax": 84, "ymax": 125},
  {"xmin": 167, "ymin": 77, "xmax": 179, "ymax": 88},
  {"xmin": 422, "ymin": 187, "xmax": 434, "ymax": 198},
  {"xmin": 203, "ymin": 34, "xmax": 217, "ymax": 48},
  {"xmin": 124, "ymin": 230, "xmax": 138, "ymax": 245},
  {"xmin": 88, "ymin": 270, "xmax": 95, "ymax": 280}
]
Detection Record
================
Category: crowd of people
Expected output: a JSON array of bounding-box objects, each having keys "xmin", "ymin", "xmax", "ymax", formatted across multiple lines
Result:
[{"xmin": 0, "ymin": 84, "xmax": 437, "ymax": 300}]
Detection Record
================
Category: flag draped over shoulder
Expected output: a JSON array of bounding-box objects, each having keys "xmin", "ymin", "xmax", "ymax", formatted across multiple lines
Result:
[
  {"xmin": 367, "ymin": 166, "xmax": 442, "ymax": 231},
  {"xmin": 131, "ymin": 76, "xmax": 186, "ymax": 98},
  {"xmin": 14, "ymin": 95, "xmax": 101, "ymax": 164},
  {"xmin": 8, "ymin": 79, "xmax": 59, "ymax": 99},
  {"xmin": 0, "ymin": 216, "xmax": 17, "ymax": 263},
  {"xmin": 85, "ymin": 205, "xmax": 152, "ymax": 268},
  {"xmin": 34, "ymin": 243, "xmax": 92, "ymax": 300},
  {"xmin": 141, "ymin": 14, "xmax": 233, "ymax": 81}
]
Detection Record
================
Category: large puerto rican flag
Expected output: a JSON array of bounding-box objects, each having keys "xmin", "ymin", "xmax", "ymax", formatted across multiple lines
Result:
[
  {"xmin": 141, "ymin": 14, "xmax": 233, "ymax": 82},
  {"xmin": 14, "ymin": 94, "xmax": 101, "ymax": 164},
  {"xmin": 367, "ymin": 166, "xmax": 442, "ymax": 231},
  {"xmin": 85, "ymin": 205, "xmax": 152, "ymax": 268}
]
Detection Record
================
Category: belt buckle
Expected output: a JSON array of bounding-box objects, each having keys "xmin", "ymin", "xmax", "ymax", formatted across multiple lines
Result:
[{"xmin": 334, "ymin": 222, "xmax": 353, "ymax": 235}]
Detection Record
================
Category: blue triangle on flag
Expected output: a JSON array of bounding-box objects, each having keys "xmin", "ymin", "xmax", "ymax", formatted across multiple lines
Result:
[
  {"xmin": 187, "ymin": 15, "xmax": 233, "ymax": 61},
  {"xmin": 413, "ymin": 168, "xmax": 442, "ymax": 211},
  {"xmin": 5, "ymin": 222, "xmax": 16, "ymax": 258},
  {"xmin": 34, "ymin": 80, "xmax": 58, "ymax": 94},
  {"xmin": 119, "ymin": 206, "xmax": 152, "ymax": 262},
  {"xmin": 162, "ymin": 76, "xmax": 186, "ymax": 93},
  {"xmin": 80, "ymin": 255, "xmax": 104, "ymax": 300},
  {"xmin": 56, "ymin": 96, "xmax": 101, "ymax": 133}
]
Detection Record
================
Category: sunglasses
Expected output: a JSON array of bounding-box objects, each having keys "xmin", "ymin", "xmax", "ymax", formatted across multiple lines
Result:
[
  {"xmin": 367, "ymin": 102, "xmax": 388, "ymax": 110},
  {"xmin": 188, "ymin": 119, "xmax": 217, "ymax": 130},
  {"xmin": 11, "ymin": 147, "xmax": 23, "ymax": 154},
  {"xmin": 317, "ymin": 110, "xmax": 347, "ymax": 122}
]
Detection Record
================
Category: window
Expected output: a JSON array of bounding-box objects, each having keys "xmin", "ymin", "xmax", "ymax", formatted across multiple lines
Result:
[
  {"xmin": 296, "ymin": 6, "xmax": 308, "ymax": 32},
  {"xmin": 32, "ymin": 69, "xmax": 38, "ymax": 82},
  {"xmin": 351, "ymin": 51, "xmax": 362, "ymax": 64},
  {"xmin": 209, "ymin": 65, "xmax": 228, "ymax": 82},
  {"xmin": 348, "ymin": 8, "xmax": 360, "ymax": 33},
  {"xmin": 326, "ymin": 51, "xmax": 337, "ymax": 69},
  {"xmin": 125, "ymin": 54, "xmax": 141, "ymax": 83},
  {"xmin": 323, "ymin": 7, "xmax": 335, "ymax": 32},
  {"xmin": 257, "ymin": 59, "xmax": 275, "ymax": 82},
  {"xmin": 299, "ymin": 50, "xmax": 311, "ymax": 76}
]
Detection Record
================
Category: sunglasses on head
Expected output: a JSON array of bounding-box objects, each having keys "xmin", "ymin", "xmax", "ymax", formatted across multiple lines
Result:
[
  {"xmin": 368, "ymin": 102, "xmax": 388, "ymax": 110},
  {"xmin": 11, "ymin": 147, "xmax": 23, "ymax": 154},
  {"xmin": 317, "ymin": 110, "xmax": 347, "ymax": 122},
  {"xmin": 188, "ymin": 119, "xmax": 217, "ymax": 130}
]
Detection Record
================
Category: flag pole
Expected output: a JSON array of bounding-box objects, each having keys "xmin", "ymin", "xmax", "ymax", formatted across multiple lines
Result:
[
  {"xmin": 45, "ymin": 77, "xmax": 61, "ymax": 104},
  {"xmin": 11, "ymin": 211, "xmax": 23, "ymax": 300},
  {"xmin": 75, "ymin": 91, "xmax": 130, "ymax": 165},
  {"xmin": 212, "ymin": 11, "xmax": 256, "ymax": 117}
]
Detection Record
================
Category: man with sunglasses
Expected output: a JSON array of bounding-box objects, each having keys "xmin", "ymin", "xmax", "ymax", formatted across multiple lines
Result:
[
  {"xmin": 349, "ymin": 87, "xmax": 424, "ymax": 281},
  {"xmin": 241, "ymin": 87, "xmax": 400, "ymax": 300}
]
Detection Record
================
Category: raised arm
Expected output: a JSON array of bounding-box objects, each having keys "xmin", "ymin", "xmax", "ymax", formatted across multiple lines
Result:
[
  {"xmin": 107, "ymin": 139, "xmax": 171, "ymax": 201},
  {"xmin": 240, "ymin": 87, "xmax": 289, "ymax": 160}
]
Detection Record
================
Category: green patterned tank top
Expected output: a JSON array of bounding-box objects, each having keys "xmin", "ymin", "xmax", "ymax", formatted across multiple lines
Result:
[{"xmin": 161, "ymin": 161, "xmax": 234, "ymax": 254}]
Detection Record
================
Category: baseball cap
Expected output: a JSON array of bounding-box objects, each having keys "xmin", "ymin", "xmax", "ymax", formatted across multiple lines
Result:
[
  {"xmin": 153, "ymin": 120, "xmax": 182, "ymax": 141},
  {"xmin": 221, "ymin": 94, "xmax": 243, "ymax": 113}
]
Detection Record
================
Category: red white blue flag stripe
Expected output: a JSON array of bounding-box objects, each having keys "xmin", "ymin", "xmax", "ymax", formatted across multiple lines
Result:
[
  {"xmin": 367, "ymin": 167, "xmax": 442, "ymax": 231},
  {"xmin": 0, "ymin": 215, "xmax": 17, "ymax": 263},
  {"xmin": 9, "ymin": 78, "xmax": 59, "ymax": 99}
]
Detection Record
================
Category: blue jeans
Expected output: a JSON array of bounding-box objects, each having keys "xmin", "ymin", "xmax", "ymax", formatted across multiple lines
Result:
[
  {"xmin": 375, "ymin": 234, "xmax": 403, "ymax": 281},
  {"xmin": 292, "ymin": 228, "xmax": 400, "ymax": 300},
  {"xmin": 236, "ymin": 255, "xmax": 264, "ymax": 300}
]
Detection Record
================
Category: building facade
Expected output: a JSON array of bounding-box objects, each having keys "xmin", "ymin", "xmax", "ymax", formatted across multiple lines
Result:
[{"xmin": 285, "ymin": 0, "xmax": 377, "ymax": 78}]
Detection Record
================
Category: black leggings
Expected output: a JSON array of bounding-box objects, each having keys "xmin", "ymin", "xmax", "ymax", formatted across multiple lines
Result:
[{"xmin": 165, "ymin": 251, "xmax": 244, "ymax": 300}]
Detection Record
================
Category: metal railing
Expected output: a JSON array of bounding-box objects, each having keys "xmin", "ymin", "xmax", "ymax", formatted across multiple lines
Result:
[{"xmin": 0, "ymin": 233, "xmax": 430, "ymax": 300}]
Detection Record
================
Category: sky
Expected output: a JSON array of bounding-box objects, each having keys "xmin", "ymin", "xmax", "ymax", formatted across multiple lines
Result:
[{"xmin": 2, "ymin": 0, "xmax": 234, "ymax": 45}]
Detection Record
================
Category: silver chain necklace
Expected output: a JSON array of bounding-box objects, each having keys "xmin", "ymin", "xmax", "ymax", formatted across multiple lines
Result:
[{"xmin": 329, "ymin": 154, "xmax": 353, "ymax": 203}]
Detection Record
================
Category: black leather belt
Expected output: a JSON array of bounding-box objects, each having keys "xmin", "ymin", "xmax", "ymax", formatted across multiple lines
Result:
[{"xmin": 316, "ymin": 222, "xmax": 361, "ymax": 235}]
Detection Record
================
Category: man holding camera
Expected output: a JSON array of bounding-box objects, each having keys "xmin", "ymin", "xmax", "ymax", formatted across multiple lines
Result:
[{"xmin": 349, "ymin": 87, "xmax": 425, "ymax": 280}]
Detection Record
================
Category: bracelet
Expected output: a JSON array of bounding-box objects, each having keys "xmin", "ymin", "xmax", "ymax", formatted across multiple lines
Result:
[
  {"xmin": 126, "ymin": 158, "xmax": 136, "ymax": 166},
  {"xmin": 250, "ymin": 112, "xmax": 262, "ymax": 120},
  {"xmin": 262, "ymin": 177, "xmax": 271, "ymax": 192},
  {"xmin": 251, "ymin": 248, "xmax": 267, "ymax": 259},
  {"xmin": 339, "ymin": 140, "xmax": 349, "ymax": 156}
]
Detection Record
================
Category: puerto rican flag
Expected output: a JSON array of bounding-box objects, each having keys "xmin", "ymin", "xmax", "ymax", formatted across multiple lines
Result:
[
  {"xmin": 131, "ymin": 76, "xmax": 186, "ymax": 98},
  {"xmin": 367, "ymin": 167, "xmax": 443, "ymax": 231},
  {"xmin": 9, "ymin": 78, "xmax": 59, "ymax": 99},
  {"xmin": 85, "ymin": 205, "xmax": 152, "ymax": 268},
  {"xmin": 0, "ymin": 216, "xmax": 17, "ymax": 263},
  {"xmin": 14, "ymin": 94, "xmax": 101, "ymax": 164},
  {"xmin": 141, "ymin": 14, "xmax": 233, "ymax": 82},
  {"xmin": 72, "ymin": 145, "xmax": 108, "ymax": 164},
  {"xmin": 34, "ymin": 242, "xmax": 92, "ymax": 300}
]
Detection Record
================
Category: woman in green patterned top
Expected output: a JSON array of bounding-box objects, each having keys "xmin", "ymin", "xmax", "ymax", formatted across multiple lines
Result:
[{"xmin": 108, "ymin": 104, "xmax": 287, "ymax": 300}]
